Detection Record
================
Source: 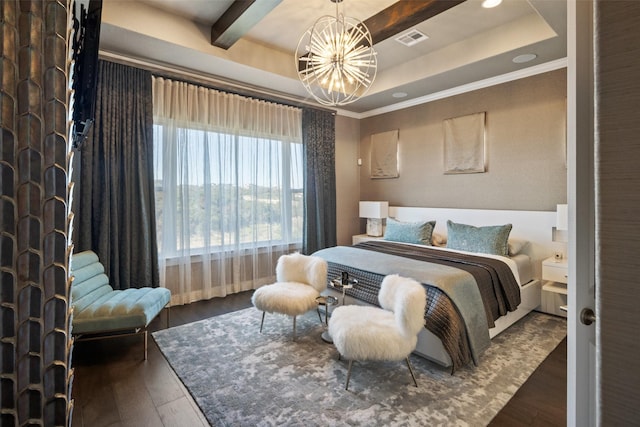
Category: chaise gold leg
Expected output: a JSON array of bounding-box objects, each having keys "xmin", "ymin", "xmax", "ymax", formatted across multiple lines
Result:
[{"xmin": 144, "ymin": 330, "xmax": 148, "ymax": 360}]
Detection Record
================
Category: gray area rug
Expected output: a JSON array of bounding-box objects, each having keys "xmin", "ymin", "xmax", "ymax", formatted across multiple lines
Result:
[{"xmin": 153, "ymin": 308, "xmax": 566, "ymax": 426}]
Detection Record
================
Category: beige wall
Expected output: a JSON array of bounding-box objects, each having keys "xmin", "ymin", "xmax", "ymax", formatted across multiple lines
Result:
[{"xmin": 355, "ymin": 69, "xmax": 567, "ymax": 214}]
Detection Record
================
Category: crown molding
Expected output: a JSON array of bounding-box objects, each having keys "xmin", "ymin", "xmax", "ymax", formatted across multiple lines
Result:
[{"xmin": 344, "ymin": 57, "xmax": 568, "ymax": 120}]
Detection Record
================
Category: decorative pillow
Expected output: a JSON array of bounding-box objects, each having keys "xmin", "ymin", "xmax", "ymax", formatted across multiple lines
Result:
[
  {"xmin": 508, "ymin": 238, "xmax": 529, "ymax": 256},
  {"xmin": 384, "ymin": 218, "xmax": 436, "ymax": 245},
  {"xmin": 446, "ymin": 220, "xmax": 512, "ymax": 256},
  {"xmin": 432, "ymin": 232, "xmax": 447, "ymax": 247}
]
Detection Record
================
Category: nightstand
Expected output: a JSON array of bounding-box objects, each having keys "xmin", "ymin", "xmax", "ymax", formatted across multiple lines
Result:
[
  {"xmin": 352, "ymin": 234, "xmax": 383, "ymax": 245},
  {"xmin": 540, "ymin": 257, "xmax": 568, "ymax": 317}
]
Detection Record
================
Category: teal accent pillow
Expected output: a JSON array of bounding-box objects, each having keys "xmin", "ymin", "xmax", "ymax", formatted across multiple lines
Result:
[
  {"xmin": 384, "ymin": 218, "xmax": 436, "ymax": 245},
  {"xmin": 446, "ymin": 220, "xmax": 513, "ymax": 256}
]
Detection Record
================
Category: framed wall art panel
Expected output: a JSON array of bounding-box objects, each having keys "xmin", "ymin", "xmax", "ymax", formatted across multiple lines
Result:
[
  {"xmin": 370, "ymin": 129, "xmax": 399, "ymax": 178},
  {"xmin": 443, "ymin": 112, "xmax": 486, "ymax": 174}
]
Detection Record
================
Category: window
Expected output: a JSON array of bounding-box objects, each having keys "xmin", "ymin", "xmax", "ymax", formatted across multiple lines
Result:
[
  {"xmin": 153, "ymin": 124, "xmax": 303, "ymax": 257},
  {"xmin": 152, "ymin": 76, "xmax": 304, "ymax": 301}
]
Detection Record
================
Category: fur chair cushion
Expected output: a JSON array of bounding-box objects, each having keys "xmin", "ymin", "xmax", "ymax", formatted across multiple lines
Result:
[
  {"xmin": 329, "ymin": 306, "xmax": 418, "ymax": 361},
  {"xmin": 328, "ymin": 274, "xmax": 427, "ymax": 361},
  {"xmin": 276, "ymin": 253, "xmax": 328, "ymax": 293},
  {"xmin": 378, "ymin": 274, "xmax": 426, "ymax": 337},
  {"xmin": 252, "ymin": 253, "xmax": 328, "ymax": 320},
  {"xmin": 252, "ymin": 282, "xmax": 320, "ymax": 317}
]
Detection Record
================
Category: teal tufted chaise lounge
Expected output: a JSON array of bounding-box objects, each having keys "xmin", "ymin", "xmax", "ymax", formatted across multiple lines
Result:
[{"xmin": 70, "ymin": 250, "xmax": 171, "ymax": 359}]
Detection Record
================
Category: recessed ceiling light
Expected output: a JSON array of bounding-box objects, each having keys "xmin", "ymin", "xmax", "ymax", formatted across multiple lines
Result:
[
  {"xmin": 392, "ymin": 92, "xmax": 408, "ymax": 98},
  {"xmin": 512, "ymin": 53, "xmax": 538, "ymax": 64},
  {"xmin": 482, "ymin": 0, "xmax": 502, "ymax": 8}
]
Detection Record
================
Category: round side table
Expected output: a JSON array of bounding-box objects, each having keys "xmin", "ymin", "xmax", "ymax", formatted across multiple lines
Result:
[
  {"xmin": 319, "ymin": 277, "xmax": 358, "ymax": 343},
  {"xmin": 316, "ymin": 295, "xmax": 338, "ymax": 342}
]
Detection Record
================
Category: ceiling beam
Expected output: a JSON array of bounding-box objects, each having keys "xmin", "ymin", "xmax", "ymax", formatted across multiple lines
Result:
[
  {"xmin": 297, "ymin": 0, "xmax": 466, "ymax": 72},
  {"xmin": 211, "ymin": 0, "xmax": 283, "ymax": 49},
  {"xmin": 365, "ymin": 0, "xmax": 467, "ymax": 45}
]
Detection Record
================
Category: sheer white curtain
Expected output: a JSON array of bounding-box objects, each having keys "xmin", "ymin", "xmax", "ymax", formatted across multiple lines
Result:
[{"xmin": 152, "ymin": 77, "xmax": 303, "ymax": 304}]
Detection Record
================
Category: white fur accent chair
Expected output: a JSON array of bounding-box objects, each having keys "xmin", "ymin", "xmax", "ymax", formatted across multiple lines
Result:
[
  {"xmin": 251, "ymin": 253, "xmax": 328, "ymax": 339},
  {"xmin": 328, "ymin": 274, "xmax": 427, "ymax": 390}
]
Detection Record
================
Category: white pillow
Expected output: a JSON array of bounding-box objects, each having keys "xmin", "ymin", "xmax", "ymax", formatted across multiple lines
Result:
[{"xmin": 508, "ymin": 238, "xmax": 529, "ymax": 256}]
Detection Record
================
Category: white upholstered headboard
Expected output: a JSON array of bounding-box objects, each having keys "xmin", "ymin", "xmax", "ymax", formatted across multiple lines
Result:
[{"xmin": 389, "ymin": 206, "xmax": 561, "ymax": 280}]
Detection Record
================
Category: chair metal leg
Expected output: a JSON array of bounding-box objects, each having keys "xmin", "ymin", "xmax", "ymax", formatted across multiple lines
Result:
[
  {"xmin": 345, "ymin": 360, "xmax": 354, "ymax": 390},
  {"xmin": 166, "ymin": 305, "xmax": 171, "ymax": 329},
  {"xmin": 406, "ymin": 357, "xmax": 418, "ymax": 387},
  {"xmin": 316, "ymin": 306, "xmax": 323, "ymax": 323},
  {"xmin": 259, "ymin": 311, "xmax": 266, "ymax": 333},
  {"xmin": 144, "ymin": 330, "xmax": 148, "ymax": 360},
  {"xmin": 292, "ymin": 316, "xmax": 297, "ymax": 340}
]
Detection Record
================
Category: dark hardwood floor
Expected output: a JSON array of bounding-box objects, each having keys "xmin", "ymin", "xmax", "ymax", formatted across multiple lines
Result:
[
  {"xmin": 71, "ymin": 292, "xmax": 566, "ymax": 426},
  {"xmin": 71, "ymin": 292, "xmax": 254, "ymax": 427},
  {"xmin": 489, "ymin": 337, "xmax": 567, "ymax": 426}
]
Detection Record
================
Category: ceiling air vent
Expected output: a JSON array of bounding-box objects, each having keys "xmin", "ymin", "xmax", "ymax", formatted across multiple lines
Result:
[{"xmin": 395, "ymin": 29, "xmax": 429, "ymax": 47}]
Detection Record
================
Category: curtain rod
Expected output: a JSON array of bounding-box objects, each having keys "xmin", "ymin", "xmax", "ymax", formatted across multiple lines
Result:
[{"xmin": 99, "ymin": 50, "xmax": 336, "ymax": 114}]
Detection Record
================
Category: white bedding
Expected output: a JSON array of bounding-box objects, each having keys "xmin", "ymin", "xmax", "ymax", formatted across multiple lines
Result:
[
  {"xmin": 317, "ymin": 240, "xmax": 531, "ymax": 370},
  {"xmin": 351, "ymin": 206, "xmax": 555, "ymax": 367}
]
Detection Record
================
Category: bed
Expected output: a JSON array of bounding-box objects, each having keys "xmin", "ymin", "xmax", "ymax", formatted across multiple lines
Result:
[{"xmin": 313, "ymin": 207, "xmax": 559, "ymax": 372}]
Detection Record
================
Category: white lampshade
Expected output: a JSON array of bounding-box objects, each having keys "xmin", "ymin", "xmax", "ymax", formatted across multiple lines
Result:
[
  {"xmin": 552, "ymin": 203, "xmax": 569, "ymax": 244},
  {"xmin": 556, "ymin": 204, "xmax": 568, "ymax": 230},
  {"xmin": 359, "ymin": 201, "xmax": 388, "ymax": 219}
]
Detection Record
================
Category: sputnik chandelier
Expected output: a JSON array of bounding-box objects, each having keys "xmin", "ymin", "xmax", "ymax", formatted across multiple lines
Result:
[{"xmin": 295, "ymin": 0, "xmax": 377, "ymax": 106}]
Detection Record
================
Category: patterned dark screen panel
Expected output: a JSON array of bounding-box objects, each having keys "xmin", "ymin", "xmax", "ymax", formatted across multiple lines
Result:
[{"xmin": 0, "ymin": 1, "xmax": 74, "ymax": 425}]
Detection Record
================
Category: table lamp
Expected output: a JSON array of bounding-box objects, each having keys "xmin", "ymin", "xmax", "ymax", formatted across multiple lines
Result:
[
  {"xmin": 359, "ymin": 201, "xmax": 388, "ymax": 237},
  {"xmin": 552, "ymin": 203, "xmax": 568, "ymax": 260}
]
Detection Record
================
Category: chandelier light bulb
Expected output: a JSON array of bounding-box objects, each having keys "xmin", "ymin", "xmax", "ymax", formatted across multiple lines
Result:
[{"xmin": 295, "ymin": 0, "xmax": 377, "ymax": 106}]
